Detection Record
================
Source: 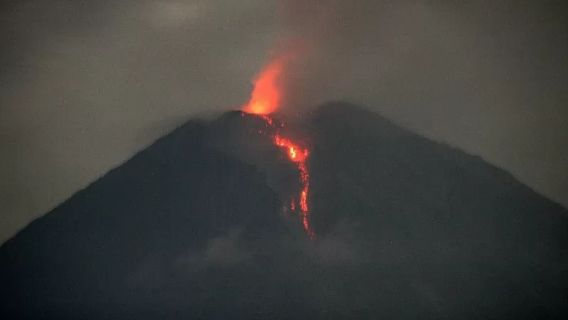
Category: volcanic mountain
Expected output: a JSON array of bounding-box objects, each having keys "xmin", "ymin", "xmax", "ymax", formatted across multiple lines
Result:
[{"xmin": 1, "ymin": 102, "xmax": 567, "ymax": 319}]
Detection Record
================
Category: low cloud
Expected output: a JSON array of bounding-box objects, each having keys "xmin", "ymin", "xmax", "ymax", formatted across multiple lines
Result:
[{"xmin": 175, "ymin": 228, "xmax": 252, "ymax": 271}]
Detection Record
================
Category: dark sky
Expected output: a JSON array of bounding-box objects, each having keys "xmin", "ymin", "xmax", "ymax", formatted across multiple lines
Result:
[{"xmin": 0, "ymin": 0, "xmax": 567, "ymax": 243}]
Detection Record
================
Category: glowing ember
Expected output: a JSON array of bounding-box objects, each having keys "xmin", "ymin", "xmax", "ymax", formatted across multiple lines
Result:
[{"xmin": 241, "ymin": 55, "xmax": 314, "ymax": 238}]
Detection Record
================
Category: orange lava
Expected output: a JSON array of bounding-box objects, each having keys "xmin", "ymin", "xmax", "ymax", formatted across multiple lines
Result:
[
  {"xmin": 241, "ymin": 55, "xmax": 314, "ymax": 238},
  {"xmin": 274, "ymin": 136, "xmax": 309, "ymax": 163},
  {"xmin": 273, "ymin": 133, "xmax": 313, "ymax": 238}
]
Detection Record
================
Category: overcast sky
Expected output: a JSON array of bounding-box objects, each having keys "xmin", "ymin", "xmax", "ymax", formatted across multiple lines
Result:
[{"xmin": 1, "ymin": 0, "xmax": 567, "ymax": 243}]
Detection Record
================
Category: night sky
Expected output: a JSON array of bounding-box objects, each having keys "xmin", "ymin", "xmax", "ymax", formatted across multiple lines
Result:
[{"xmin": 1, "ymin": 0, "xmax": 567, "ymax": 243}]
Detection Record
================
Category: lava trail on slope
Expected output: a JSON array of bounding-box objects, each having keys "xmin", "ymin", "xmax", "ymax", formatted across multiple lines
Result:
[{"xmin": 241, "ymin": 55, "xmax": 314, "ymax": 238}]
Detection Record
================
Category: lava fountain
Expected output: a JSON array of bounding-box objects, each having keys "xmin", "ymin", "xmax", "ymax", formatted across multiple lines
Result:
[
  {"xmin": 242, "ymin": 57, "xmax": 285, "ymax": 116},
  {"xmin": 242, "ymin": 56, "xmax": 314, "ymax": 239}
]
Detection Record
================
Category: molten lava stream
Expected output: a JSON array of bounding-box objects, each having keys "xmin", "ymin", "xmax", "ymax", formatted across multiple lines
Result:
[
  {"xmin": 242, "ymin": 54, "xmax": 314, "ymax": 238},
  {"xmin": 273, "ymin": 133, "xmax": 314, "ymax": 238},
  {"xmin": 244, "ymin": 114, "xmax": 314, "ymax": 238}
]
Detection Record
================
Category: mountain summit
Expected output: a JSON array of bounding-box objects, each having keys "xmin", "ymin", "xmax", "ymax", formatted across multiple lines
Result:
[{"xmin": 1, "ymin": 102, "xmax": 567, "ymax": 319}]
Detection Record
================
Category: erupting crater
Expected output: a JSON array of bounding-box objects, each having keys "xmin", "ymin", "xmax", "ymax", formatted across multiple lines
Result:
[{"xmin": 242, "ymin": 56, "xmax": 314, "ymax": 239}]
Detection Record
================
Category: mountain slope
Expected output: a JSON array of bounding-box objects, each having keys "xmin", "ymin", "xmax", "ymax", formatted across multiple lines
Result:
[
  {"xmin": 1, "ymin": 102, "xmax": 566, "ymax": 319},
  {"xmin": 309, "ymin": 102, "xmax": 568, "ymax": 319}
]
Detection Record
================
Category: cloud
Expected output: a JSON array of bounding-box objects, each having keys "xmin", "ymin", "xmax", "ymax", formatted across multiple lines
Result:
[
  {"xmin": 145, "ymin": 1, "xmax": 203, "ymax": 29},
  {"xmin": 303, "ymin": 220, "xmax": 363, "ymax": 265},
  {"xmin": 175, "ymin": 228, "xmax": 252, "ymax": 271}
]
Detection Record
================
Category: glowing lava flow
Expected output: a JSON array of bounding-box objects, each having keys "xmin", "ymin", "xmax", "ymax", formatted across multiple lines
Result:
[
  {"xmin": 242, "ymin": 57, "xmax": 314, "ymax": 238},
  {"xmin": 273, "ymin": 134, "xmax": 313, "ymax": 238}
]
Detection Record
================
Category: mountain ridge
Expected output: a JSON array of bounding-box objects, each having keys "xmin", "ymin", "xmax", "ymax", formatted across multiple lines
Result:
[{"xmin": 1, "ymin": 102, "xmax": 566, "ymax": 319}]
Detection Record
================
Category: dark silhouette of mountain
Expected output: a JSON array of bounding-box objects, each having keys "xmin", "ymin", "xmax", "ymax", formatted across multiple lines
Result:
[{"xmin": 1, "ymin": 102, "xmax": 567, "ymax": 319}]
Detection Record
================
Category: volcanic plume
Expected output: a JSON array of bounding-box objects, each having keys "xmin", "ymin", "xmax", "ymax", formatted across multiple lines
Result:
[
  {"xmin": 242, "ymin": 55, "xmax": 314, "ymax": 238},
  {"xmin": 242, "ymin": 56, "xmax": 286, "ymax": 116}
]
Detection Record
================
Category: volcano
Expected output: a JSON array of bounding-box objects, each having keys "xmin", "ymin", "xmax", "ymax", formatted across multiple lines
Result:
[{"xmin": 1, "ymin": 102, "xmax": 567, "ymax": 319}]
